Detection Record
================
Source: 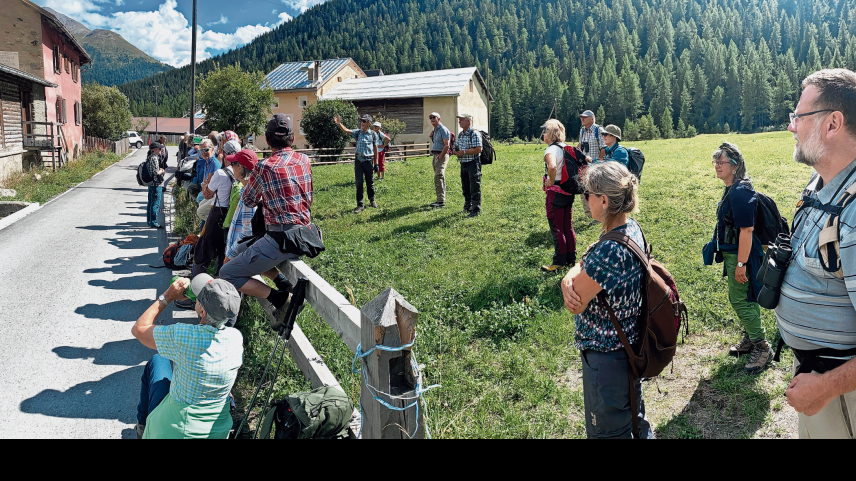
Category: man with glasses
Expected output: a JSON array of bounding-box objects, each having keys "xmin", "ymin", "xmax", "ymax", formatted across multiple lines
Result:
[
  {"xmin": 776, "ymin": 69, "xmax": 856, "ymax": 438},
  {"xmin": 428, "ymin": 112, "xmax": 451, "ymax": 208},
  {"xmin": 335, "ymin": 114, "xmax": 379, "ymax": 213}
]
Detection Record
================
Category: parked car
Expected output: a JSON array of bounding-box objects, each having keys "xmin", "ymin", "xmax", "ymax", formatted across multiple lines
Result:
[{"xmin": 125, "ymin": 131, "xmax": 143, "ymax": 149}]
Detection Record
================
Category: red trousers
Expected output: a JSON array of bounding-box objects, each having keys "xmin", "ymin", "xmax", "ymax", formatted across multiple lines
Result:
[{"xmin": 545, "ymin": 190, "xmax": 577, "ymax": 265}]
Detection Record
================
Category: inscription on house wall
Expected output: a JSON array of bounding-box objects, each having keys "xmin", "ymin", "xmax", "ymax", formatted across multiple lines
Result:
[{"xmin": 0, "ymin": 52, "xmax": 21, "ymax": 70}]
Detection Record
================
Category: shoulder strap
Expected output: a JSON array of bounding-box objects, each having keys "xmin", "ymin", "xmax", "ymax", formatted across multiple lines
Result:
[
  {"xmin": 599, "ymin": 231, "xmax": 652, "ymax": 272},
  {"xmin": 258, "ymin": 405, "xmax": 278, "ymax": 440}
]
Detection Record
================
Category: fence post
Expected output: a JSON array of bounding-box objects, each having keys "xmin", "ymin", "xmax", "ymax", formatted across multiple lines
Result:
[{"xmin": 359, "ymin": 288, "xmax": 424, "ymax": 439}]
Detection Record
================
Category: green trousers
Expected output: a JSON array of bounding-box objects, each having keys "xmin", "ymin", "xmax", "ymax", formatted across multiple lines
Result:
[{"xmin": 723, "ymin": 252, "xmax": 764, "ymax": 341}]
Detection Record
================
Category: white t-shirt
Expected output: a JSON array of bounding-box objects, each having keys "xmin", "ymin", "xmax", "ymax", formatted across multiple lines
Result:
[
  {"xmin": 545, "ymin": 143, "xmax": 566, "ymax": 182},
  {"xmin": 206, "ymin": 166, "xmax": 235, "ymax": 207}
]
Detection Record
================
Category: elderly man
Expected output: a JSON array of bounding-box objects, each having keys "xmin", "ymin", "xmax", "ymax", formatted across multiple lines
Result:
[
  {"xmin": 335, "ymin": 114, "xmax": 379, "ymax": 213},
  {"xmin": 131, "ymin": 275, "xmax": 243, "ymax": 439},
  {"xmin": 776, "ymin": 69, "xmax": 856, "ymax": 439},
  {"xmin": 454, "ymin": 113, "xmax": 483, "ymax": 217},
  {"xmin": 145, "ymin": 142, "xmax": 165, "ymax": 229},
  {"xmin": 219, "ymin": 114, "xmax": 313, "ymax": 328},
  {"xmin": 428, "ymin": 112, "xmax": 451, "ymax": 208},
  {"xmin": 577, "ymin": 110, "xmax": 605, "ymax": 218}
]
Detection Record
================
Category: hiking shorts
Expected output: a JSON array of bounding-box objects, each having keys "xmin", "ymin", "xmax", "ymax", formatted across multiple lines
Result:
[
  {"xmin": 219, "ymin": 234, "xmax": 298, "ymax": 289},
  {"xmin": 794, "ymin": 357, "xmax": 856, "ymax": 438}
]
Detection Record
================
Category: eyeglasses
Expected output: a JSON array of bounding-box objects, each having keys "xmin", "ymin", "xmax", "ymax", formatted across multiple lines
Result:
[
  {"xmin": 583, "ymin": 192, "xmax": 602, "ymax": 201},
  {"xmin": 712, "ymin": 160, "xmax": 730, "ymax": 167},
  {"xmin": 789, "ymin": 109, "xmax": 834, "ymax": 125}
]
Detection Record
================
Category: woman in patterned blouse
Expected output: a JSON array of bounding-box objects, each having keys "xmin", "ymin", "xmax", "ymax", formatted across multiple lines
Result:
[{"xmin": 560, "ymin": 161, "xmax": 652, "ymax": 439}]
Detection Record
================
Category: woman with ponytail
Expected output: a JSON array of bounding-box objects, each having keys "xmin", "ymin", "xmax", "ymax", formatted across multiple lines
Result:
[{"xmin": 560, "ymin": 161, "xmax": 652, "ymax": 439}]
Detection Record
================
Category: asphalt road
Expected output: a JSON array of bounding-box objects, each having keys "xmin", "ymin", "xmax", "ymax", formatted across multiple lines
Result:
[{"xmin": 0, "ymin": 146, "xmax": 182, "ymax": 439}]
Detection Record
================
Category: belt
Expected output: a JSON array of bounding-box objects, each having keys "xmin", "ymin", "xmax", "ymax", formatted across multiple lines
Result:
[
  {"xmin": 792, "ymin": 347, "xmax": 856, "ymax": 375},
  {"xmin": 266, "ymin": 224, "xmax": 298, "ymax": 233},
  {"xmin": 431, "ymin": 150, "xmax": 442, "ymax": 154}
]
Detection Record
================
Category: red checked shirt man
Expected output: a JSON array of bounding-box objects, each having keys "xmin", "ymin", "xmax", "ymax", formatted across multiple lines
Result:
[{"xmin": 241, "ymin": 148, "xmax": 313, "ymax": 227}]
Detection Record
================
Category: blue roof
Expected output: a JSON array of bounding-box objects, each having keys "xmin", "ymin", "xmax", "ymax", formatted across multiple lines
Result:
[{"xmin": 266, "ymin": 58, "xmax": 354, "ymax": 91}]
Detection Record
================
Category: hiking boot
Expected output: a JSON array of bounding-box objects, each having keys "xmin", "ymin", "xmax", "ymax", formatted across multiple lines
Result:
[
  {"xmin": 744, "ymin": 339, "xmax": 773, "ymax": 375},
  {"xmin": 370, "ymin": 200, "xmax": 378, "ymax": 208},
  {"xmin": 430, "ymin": 202, "xmax": 445, "ymax": 208},
  {"xmin": 468, "ymin": 211, "xmax": 480, "ymax": 218},
  {"xmin": 541, "ymin": 264, "xmax": 564, "ymax": 273},
  {"xmin": 729, "ymin": 332, "xmax": 753, "ymax": 357},
  {"xmin": 270, "ymin": 295, "xmax": 306, "ymax": 332},
  {"xmin": 257, "ymin": 297, "xmax": 277, "ymax": 325},
  {"xmin": 353, "ymin": 206, "xmax": 365, "ymax": 214},
  {"xmin": 136, "ymin": 423, "xmax": 145, "ymax": 439}
]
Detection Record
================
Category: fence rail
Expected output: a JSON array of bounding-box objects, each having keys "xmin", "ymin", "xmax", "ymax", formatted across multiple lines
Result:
[
  {"xmin": 83, "ymin": 135, "xmax": 129, "ymax": 156},
  {"xmin": 258, "ymin": 143, "xmax": 432, "ymax": 165}
]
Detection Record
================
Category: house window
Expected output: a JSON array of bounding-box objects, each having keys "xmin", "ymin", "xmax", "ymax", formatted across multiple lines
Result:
[
  {"xmin": 469, "ymin": 80, "xmax": 474, "ymax": 92},
  {"xmin": 53, "ymin": 46, "xmax": 61, "ymax": 73},
  {"xmin": 337, "ymin": 76, "xmax": 342, "ymax": 82},
  {"xmin": 55, "ymin": 97, "xmax": 62, "ymax": 124},
  {"xmin": 271, "ymin": 97, "xmax": 279, "ymax": 109},
  {"xmin": 72, "ymin": 62, "xmax": 78, "ymax": 83},
  {"xmin": 299, "ymin": 96, "xmax": 308, "ymax": 108},
  {"xmin": 74, "ymin": 101, "xmax": 80, "ymax": 125},
  {"xmin": 64, "ymin": 55, "xmax": 69, "ymax": 73}
]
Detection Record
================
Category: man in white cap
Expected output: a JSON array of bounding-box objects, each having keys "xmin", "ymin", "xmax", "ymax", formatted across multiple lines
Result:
[
  {"xmin": 372, "ymin": 121, "xmax": 390, "ymax": 180},
  {"xmin": 428, "ymin": 112, "xmax": 451, "ymax": 208},
  {"xmin": 454, "ymin": 113, "xmax": 483, "ymax": 217},
  {"xmin": 577, "ymin": 109, "xmax": 605, "ymax": 218},
  {"xmin": 131, "ymin": 275, "xmax": 243, "ymax": 439}
]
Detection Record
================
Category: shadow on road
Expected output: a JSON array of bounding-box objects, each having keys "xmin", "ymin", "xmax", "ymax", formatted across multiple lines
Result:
[
  {"xmin": 53, "ymin": 339, "xmax": 154, "ymax": 367},
  {"xmin": 75, "ymin": 299, "xmax": 155, "ymax": 322},
  {"xmin": 83, "ymin": 254, "xmax": 162, "ymax": 275}
]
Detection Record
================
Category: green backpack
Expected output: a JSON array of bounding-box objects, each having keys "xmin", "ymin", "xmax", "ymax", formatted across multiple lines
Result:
[{"xmin": 258, "ymin": 386, "xmax": 354, "ymax": 439}]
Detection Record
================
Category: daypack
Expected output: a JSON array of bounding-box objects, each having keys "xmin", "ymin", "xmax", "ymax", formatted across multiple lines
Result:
[
  {"xmin": 258, "ymin": 386, "xmax": 354, "ymax": 440},
  {"xmin": 151, "ymin": 233, "xmax": 198, "ymax": 270},
  {"xmin": 220, "ymin": 168, "xmax": 243, "ymax": 228},
  {"xmin": 136, "ymin": 161, "xmax": 155, "ymax": 187},
  {"xmin": 594, "ymin": 229, "xmax": 688, "ymax": 439},
  {"xmin": 626, "ymin": 147, "xmax": 645, "ymax": 180},
  {"xmin": 476, "ymin": 130, "xmax": 495, "ymax": 165},
  {"xmin": 550, "ymin": 142, "xmax": 586, "ymax": 195},
  {"xmin": 753, "ymin": 192, "xmax": 789, "ymax": 247}
]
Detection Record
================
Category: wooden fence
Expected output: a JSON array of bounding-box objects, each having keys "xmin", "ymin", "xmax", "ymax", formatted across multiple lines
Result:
[
  {"xmin": 258, "ymin": 143, "xmax": 432, "ymax": 165},
  {"xmin": 83, "ymin": 135, "xmax": 129, "ymax": 156},
  {"xmin": 145, "ymin": 134, "xmax": 184, "ymax": 145}
]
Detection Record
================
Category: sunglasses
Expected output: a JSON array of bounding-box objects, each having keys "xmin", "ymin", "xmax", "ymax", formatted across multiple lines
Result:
[
  {"xmin": 200, "ymin": 148, "xmax": 212, "ymax": 152},
  {"xmin": 429, "ymin": 116, "xmax": 438, "ymax": 120},
  {"xmin": 583, "ymin": 192, "xmax": 602, "ymax": 201},
  {"xmin": 361, "ymin": 120, "xmax": 370, "ymax": 123}
]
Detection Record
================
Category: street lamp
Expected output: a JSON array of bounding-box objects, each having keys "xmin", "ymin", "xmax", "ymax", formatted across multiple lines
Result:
[
  {"xmin": 154, "ymin": 85, "xmax": 159, "ymax": 137},
  {"xmin": 190, "ymin": 0, "xmax": 197, "ymax": 137}
]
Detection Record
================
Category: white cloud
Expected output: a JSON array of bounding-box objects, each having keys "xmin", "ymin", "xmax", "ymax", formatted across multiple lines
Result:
[
  {"xmin": 44, "ymin": 0, "xmax": 291, "ymax": 67},
  {"xmin": 206, "ymin": 14, "xmax": 228, "ymax": 27},
  {"xmin": 271, "ymin": 8, "xmax": 278, "ymax": 14},
  {"xmin": 115, "ymin": 0, "xmax": 124, "ymax": 5},
  {"xmin": 280, "ymin": 0, "xmax": 328, "ymax": 14}
]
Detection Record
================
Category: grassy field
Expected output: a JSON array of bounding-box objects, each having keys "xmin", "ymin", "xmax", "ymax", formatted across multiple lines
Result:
[
  {"xmin": 205, "ymin": 131, "xmax": 813, "ymax": 438},
  {"xmin": 0, "ymin": 151, "xmax": 123, "ymax": 204}
]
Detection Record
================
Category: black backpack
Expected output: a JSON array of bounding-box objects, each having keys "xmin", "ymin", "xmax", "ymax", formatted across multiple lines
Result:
[
  {"xmin": 477, "ymin": 130, "xmax": 496, "ymax": 165},
  {"xmin": 550, "ymin": 143, "xmax": 586, "ymax": 195},
  {"xmin": 626, "ymin": 147, "xmax": 645, "ymax": 180},
  {"xmin": 136, "ymin": 161, "xmax": 155, "ymax": 186},
  {"xmin": 754, "ymin": 192, "xmax": 789, "ymax": 246}
]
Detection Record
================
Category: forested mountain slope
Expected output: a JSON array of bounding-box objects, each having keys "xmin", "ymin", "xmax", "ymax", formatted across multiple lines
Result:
[{"xmin": 119, "ymin": 0, "xmax": 856, "ymax": 138}]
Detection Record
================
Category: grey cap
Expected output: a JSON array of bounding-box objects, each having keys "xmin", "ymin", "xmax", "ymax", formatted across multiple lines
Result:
[
  {"xmin": 191, "ymin": 274, "xmax": 241, "ymax": 326},
  {"xmin": 360, "ymin": 114, "xmax": 373, "ymax": 123},
  {"xmin": 580, "ymin": 110, "xmax": 595, "ymax": 118},
  {"xmin": 149, "ymin": 142, "xmax": 164, "ymax": 150},
  {"xmin": 603, "ymin": 124, "xmax": 622, "ymax": 141},
  {"xmin": 223, "ymin": 139, "xmax": 242, "ymax": 156}
]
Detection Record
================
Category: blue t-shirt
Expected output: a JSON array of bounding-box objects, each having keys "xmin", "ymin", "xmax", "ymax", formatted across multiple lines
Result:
[
  {"xmin": 432, "ymin": 123, "xmax": 451, "ymax": 152},
  {"xmin": 575, "ymin": 219, "xmax": 644, "ymax": 352},
  {"xmin": 715, "ymin": 180, "xmax": 756, "ymax": 244}
]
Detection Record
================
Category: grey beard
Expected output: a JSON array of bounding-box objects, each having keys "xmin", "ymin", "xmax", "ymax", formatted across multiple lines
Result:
[{"xmin": 794, "ymin": 145, "xmax": 820, "ymax": 166}]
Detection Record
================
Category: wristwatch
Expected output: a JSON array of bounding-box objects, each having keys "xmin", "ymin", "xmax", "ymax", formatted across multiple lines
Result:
[
  {"xmin": 158, "ymin": 294, "xmax": 169, "ymax": 307},
  {"xmin": 737, "ymin": 261, "xmax": 746, "ymax": 268}
]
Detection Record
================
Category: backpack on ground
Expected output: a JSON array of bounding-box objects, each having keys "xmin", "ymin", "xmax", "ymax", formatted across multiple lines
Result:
[
  {"xmin": 476, "ymin": 130, "xmax": 495, "ymax": 165},
  {"xmin": 136, "ymin": 161, "xmax": 155, "ymax": 187},
  {"xmin": 595, "ymin": 229, "xmax": 689, "ymax": 439},
  {"xmin": 551, "ymin": 142, "xmax": 586, "ymax": 195},
  {"xmin": 626, "ymin": 147, "xmax": 645, "ymax": 180},
  {"xmin": 753, "ymin": 192, "xmax": 789, "ymax": 247},
  {"xmin": 150, "ymin": 233, "xmax": 199, "ymax": 270},
  {"xmin": 258, "ymin": 386, "xmax": 355, "ymax": 440}
]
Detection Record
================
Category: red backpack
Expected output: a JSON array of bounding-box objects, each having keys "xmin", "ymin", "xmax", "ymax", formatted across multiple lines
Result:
[
  {"xmin": 550, "ymin": 143, "xmax": 587, "ymax": 195},
  {"xmin": 151, "ymin": 234, "xmax": 199, "ymax": 270}
]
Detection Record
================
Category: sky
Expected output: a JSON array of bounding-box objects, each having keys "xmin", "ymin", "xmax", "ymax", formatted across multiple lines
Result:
[{"xmin": 31, "ymin": 0, "xmax": 332, "ymax": 67}]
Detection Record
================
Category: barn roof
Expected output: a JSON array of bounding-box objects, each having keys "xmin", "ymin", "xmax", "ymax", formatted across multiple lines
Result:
[
  {"xmin": 321, "ymin": 67, "xmax": 493, "ymax": 102},
  {"xmin": 265, "ymin": 58, "xmax": 357, "ymax": 91},
  {"xmin": 0, "ymin": 63, "xmax": 57, "ymax": 87}
]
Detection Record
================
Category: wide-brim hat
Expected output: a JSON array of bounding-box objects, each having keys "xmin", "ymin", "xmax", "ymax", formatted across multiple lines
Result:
[
  {"xmin": 372, "ymin": 122, "xmax": 382, "ymax": 127},
  {"xmin": 603, "ymin": 124, "xmax": 622, "ymax": 141},
  {"xmin": 191, "ymin": 274, "xmax": 241, "ymax": 325}
]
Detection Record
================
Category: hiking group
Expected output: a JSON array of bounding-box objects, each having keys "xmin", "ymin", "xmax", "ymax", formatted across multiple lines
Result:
[{"xmin": 128, "ymin": 68, "xmax": 856, "ymax": 440}]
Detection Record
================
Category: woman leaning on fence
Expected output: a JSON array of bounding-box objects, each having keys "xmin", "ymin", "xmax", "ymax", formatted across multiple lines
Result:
[
  {"xmin": 560, "ymin": 161, "xmax": 653, "ymax": 439},
  {"xmin": 540, "ymin": 119, "xmax": 579, "ymax": 272}
]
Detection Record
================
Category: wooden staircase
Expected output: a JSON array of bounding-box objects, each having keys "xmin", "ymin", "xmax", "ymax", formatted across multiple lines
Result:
[{"xmin": 22, "ymin": 121, "xmax": 68, "ymax": 171}]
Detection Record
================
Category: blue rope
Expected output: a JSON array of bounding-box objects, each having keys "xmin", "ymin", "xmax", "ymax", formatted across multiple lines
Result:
[{"xmin": 352, "ymin": 336, "xmax": 441, "ymax": 439}]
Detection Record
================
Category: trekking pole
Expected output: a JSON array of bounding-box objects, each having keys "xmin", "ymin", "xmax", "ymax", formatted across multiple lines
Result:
[
  {"xmin": 252, "ymin": 277, "xmax": 308, "ymax": 439},
  {"xmin": 235, "ymin": 277, "xmax": 308, "ymax": 439}
]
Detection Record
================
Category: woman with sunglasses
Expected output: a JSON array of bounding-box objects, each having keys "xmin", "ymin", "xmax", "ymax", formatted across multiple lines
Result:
[
  {"xmin": 560, "ymin": 161, "xmax": 652, "ymax": 438},
  {"xmin": 709, "ymin": 142, "xmax": 773, "ymax": 374}
]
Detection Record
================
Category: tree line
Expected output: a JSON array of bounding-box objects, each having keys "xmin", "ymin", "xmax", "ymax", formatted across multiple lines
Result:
[{"xmin": 118, "ymin": 0, "xmax": 856, "ymax": 140}]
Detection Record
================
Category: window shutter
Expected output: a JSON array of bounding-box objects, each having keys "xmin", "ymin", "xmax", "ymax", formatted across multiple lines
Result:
[
  {"xmin": 62, "ymin": 98, "xmax": 67, "ymax": 124},
  {"xmin": 53, "ymin": 46, "xmax": 60, "ymax": 73},
  {"xmin": 55, "ymin": 97, "xmax": 61, "ymax": 124},
  {"xmin": 74, "ymin": 101, "xmax": 80, "ymax": 125}
]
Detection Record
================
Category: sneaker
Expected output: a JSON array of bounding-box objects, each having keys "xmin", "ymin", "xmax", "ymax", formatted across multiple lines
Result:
[
  {"xmin": 728, "ymin": 332, "xmax": 753, "ymax": 357},
  {"xmin": 468, "ymin": 211, "xmax": 480, "ymax": 218},
  {"xmin": 353, "ymin": 206, "xmax": 365, "ymax": 213},
  {"xmin": 744, "ymin": 339, "xmax": 773, "ymax": 375},
  {"xmin": 541, "ymin": 264, "xmax": 563, "ymax": 273},
  {"xmin": 430, "ymin": 202, "xmax": 445, "ymax": 208},
  {"xmin": 370, "ymin": 200, "xmax": 378, "ymax": 208}
]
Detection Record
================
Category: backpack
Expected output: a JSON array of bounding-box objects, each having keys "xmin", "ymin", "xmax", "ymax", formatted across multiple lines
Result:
[
  {"xmin": 626, "ymin": 147, "xmax": 645, "ymax": 180},
  {"xmin": 219, "ymin": 168, "xmax": 243, "ymax": 228},
  {"xmin": 753, "ymin": 192, "xmax": 789, "ymax": 247},
  {"xmin": 136, "ymin": 161, "xmax": 155, "ymax": 187},
  {"xmin": 550, "ymin": 142, "xmax": 586, "ymax": 195},
  {"xmin": 258, "ymin": 386, "xmax": 354, "ymax": 440},
  {"xmin": 150, "ymin": 233, "xmax": 198, "ymax": 270},
  {"xmin": 594, "ymin": 229, "xmax": 689, "ymax": 439},
  {"xmin": 476, "ymin": 130, "xmax": 495, "ymax": 165}
]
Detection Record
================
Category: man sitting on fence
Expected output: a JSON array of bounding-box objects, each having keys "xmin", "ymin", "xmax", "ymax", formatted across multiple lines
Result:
[
  {"xmin": 131, "ymin": 275, "xmax": 243, "ymax": 439},
  {"xmin": 219, "ymin": 114, "xmax": 313, "ymax": 328}
]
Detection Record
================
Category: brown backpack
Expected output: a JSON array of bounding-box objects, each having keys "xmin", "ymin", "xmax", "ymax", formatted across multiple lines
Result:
[{"xmin": 595, "ymin": 230, "xmax": 689, "ymax": 438}]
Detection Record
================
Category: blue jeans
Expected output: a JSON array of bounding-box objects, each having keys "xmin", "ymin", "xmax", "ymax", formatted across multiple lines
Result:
[
  {"xmin": 137, "ymin": 354, "xmax": 172, "ymax": 425},
  {"xmin": 147, "ymin": 185, "xmax": 162, "ymax": 226}
]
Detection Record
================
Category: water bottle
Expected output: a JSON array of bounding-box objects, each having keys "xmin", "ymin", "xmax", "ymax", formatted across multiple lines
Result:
[{"xmin": 171, "ymin": 275, "xmax": 196, "ymax": 302}]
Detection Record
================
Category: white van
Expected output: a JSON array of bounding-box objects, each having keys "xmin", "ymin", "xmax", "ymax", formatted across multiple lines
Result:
[{"xmin": 126, "ymin": 131, "xmax": 143, "ymax": 149}]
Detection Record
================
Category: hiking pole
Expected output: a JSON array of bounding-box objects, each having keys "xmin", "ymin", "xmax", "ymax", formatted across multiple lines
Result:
[{"xmin": 251, "ymin": 277, "xmax": 308, "ymax": 439}]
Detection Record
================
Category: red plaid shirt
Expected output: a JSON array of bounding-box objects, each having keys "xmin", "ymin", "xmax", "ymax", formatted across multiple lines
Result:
[{"xmin": 241, "ymin": 148, "xmax": 313, "ymax": 226}]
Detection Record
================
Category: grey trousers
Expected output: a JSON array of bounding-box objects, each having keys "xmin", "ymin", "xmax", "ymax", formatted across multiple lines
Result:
[
  {"xmin": 432, "ymin": 152, "xmax": 449, "ymax": 203},
  {"xmin": 219, "ymin": 234, "xmax": 298, "ymax": 290},
  {"xmin": 581, "ymin": 349, "xmax": 653, "ymax": 439}
]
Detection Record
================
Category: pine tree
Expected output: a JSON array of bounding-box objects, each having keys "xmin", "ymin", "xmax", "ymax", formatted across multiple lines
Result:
[{"xmin": 660, "ymin": 108, "xmax": 674, "ymax": 139}]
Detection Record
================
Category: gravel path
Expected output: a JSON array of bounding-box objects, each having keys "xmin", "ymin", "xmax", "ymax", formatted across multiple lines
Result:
[{"xmin": 0, "ymin": 146, "xmax": 183, "ymax": 439}]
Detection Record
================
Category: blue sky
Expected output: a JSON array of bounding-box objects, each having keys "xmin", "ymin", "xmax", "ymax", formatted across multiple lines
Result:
[{"xmin": 32, "ymin": 0, "xmax": 331, "ymax": 67}]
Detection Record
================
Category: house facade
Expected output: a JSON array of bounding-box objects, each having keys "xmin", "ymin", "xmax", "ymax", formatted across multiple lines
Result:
[
  {"xmin": 0, "ymin": 0, "xmax": 91, "ymax": 168},
  {"xmin": 0, "ymin": 64, "xmax": 56, "ymax": 180}
]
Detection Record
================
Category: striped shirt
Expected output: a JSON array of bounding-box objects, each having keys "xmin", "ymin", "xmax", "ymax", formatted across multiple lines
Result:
[
  {"xmin": 776, "ymin": 159, "xmax": 856, "ymax": 350},
  {"xmin": 153, "ymin": 323, "xmax": 243, "ymax": 407},
  {"xmin": 456, "ymin": 128, "xmax": 482, "ymax": 163},
  {"xmin": 226, "ymin": 197, "xmax": 256, "ymax": 259}
]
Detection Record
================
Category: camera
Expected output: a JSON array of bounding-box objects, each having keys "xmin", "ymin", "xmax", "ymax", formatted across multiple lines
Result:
[{"xmin": 756, "ymin": 234, "xmax": 792, "ymax": 309}]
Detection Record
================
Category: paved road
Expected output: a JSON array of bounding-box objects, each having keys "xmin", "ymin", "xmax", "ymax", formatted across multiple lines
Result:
[{"xmin": 0, "ymin": 146, "xmax": 183, "ymax": 439}]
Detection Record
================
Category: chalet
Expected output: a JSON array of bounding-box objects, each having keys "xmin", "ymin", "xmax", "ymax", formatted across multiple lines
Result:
[
  {"xmin": 0, "ymin": 0, "xmax": 91, "ymax": 176},
  {"xmin": 0, "ymin": 64, "xmax": 56, "ymax": 180}
]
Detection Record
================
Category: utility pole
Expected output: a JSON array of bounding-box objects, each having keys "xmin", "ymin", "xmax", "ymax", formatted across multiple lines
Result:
[
  {"xmin": 190, "ymin": 0, "xmax": 197, "ymax": 137},
  {"xmin": 154, "ymin": 85, "xmax": 159, "ymax": 137}
]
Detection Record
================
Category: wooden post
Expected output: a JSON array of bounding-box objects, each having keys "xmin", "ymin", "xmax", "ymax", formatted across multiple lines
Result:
[{"xmin": 359, "ymin": 288, "xmax": 423, "ymax": 439}]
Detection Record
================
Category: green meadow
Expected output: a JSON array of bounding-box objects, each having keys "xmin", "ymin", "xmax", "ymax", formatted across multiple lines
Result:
[{"xmin": 204, "ymin": 131, "xmax": 814, "ymax": 438}]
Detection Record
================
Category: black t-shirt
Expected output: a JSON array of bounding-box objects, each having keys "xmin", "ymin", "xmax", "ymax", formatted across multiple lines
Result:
[{"xmin": 715, "ymin": 180, "xmax": 756, "ymax": 244}]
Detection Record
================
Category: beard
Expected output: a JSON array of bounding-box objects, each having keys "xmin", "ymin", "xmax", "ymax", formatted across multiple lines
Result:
[{"xmin": 793, "ymin": 122, "xmax": 828, "ymax": 167}]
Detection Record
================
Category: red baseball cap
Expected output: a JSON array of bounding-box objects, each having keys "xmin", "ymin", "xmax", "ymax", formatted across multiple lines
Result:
[{"xmin": 227, "ymin": 149, "xmax": 259, "ymax": 171}]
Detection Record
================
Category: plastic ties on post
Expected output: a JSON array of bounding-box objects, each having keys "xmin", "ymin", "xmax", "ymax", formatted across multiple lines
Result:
[{"xmin": 351, "ymin": 336, "xmax": 441, "ymax": 439}]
